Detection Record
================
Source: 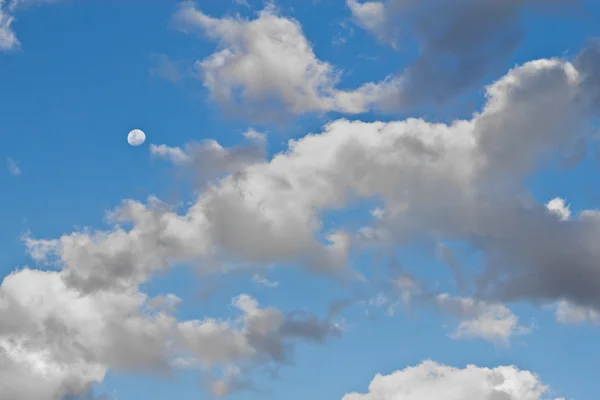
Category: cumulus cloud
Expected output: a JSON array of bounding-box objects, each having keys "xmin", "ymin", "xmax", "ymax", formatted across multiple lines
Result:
[
  {"xmin": 171, "ymin": 1, "xmax": 386, "ymax": 121},
  {"xmin": 0, "ymin": 268, "xmax": 168, "ymax": 400},
  {"xmin": 546, "ymin": 197, "xmax": 571, "ymax": 221},
  {"xmin": 347, "ymin": 0, "xmax": 574, "ymax": 109},
  {"xmin": 0, "ymin": 268, "xmax": 340, "ymax": 399},
  {"xmin": 342, "ymin": 360, "xmax": 560, "ymax": 400}
]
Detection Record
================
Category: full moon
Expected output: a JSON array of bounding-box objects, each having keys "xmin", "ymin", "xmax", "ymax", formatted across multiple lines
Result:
[{"xmin": 127, "ymin": 129, "xmax": 146, "ymax": 146}]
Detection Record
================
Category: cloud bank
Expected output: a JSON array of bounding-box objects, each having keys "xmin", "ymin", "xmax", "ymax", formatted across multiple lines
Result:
[{"xmin": 4, "ymin": 2, "xmax": 600, "ymax": 398}]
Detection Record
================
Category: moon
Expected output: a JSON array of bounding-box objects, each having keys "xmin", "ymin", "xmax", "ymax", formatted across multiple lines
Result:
[{"xmin": 127, "ymin": 129, "xmax": 146, "ymax": 146}]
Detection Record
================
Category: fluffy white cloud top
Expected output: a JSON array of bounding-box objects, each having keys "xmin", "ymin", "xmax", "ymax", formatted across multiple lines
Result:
[
  {"xmin": 342, "ymin": 360, "xmax": 561, "ymax": 400},
  {"xmin": 171, "ymin": 2, "xmax": 399, "ymax": 120}
]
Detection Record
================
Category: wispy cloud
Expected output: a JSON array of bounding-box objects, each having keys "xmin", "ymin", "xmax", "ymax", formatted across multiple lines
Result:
[
  {"xmin": 252, "ymin": 274, "xmax": 279, "ymax": 288},
  {"xmin": 1, "ymin": 0, "xmax": 69, "ymax": 52},
  {"xmin": 0, "ymin": 1, "xmax": 19, "ymax": 51},
  {"xmin": 149, "ymin": 54, "xmax": 184, "ymax": 83},
  {"xmin": 7, "ymin": 157, "xmax": 21, "ymax": 176}
]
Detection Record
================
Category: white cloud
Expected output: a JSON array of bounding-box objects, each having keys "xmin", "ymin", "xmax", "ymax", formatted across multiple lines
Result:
[
  {"xmin": 394, "ymin": 276, "xmax": 421, "ymax": 307},
  {"xmin": 435, "ymin": 294, "xmax": 530, "ymax": 344},
  {"xmin": 390, "ymin": 276, "xmax": 528, "ymax": 343},
  {"xmin": 346, "ymin": 0, "xmax": 389, "ymax": 45},
  {"xmin": 233, "ymin": 0, "xmax": 250, "ymax": 8},
  {"xmin": 172, "ymin": 2, "xmax": 386, "ymax": 120},
  {"xmin": 6, "ymin": 2, "xmax": 600, "ymax": 399},
  {"xmin": 150, "ymin": 143, "xmax": 192, "ymax": 165},
  {"xmin": 206, "ymin": 365, "xmax": 254, "ymax": 397},
  {"xmin": 342, "ymin": 360, "xmax": 560, "ymax": 400},
  {"xmin": 364, "ymin": 275, "xmax": 528, "ymax": 343},
  {"xmin": 0, "ymin": 1, "xmax": 18, "ymax": 51},
  {"xmin": 147, "ymin": 294, "xmax": 183, "ymax": 313},
  {"xmin": 0, "ymin": 267, "xmax": 340, "ymax": 399},
  {"xmin": 554, "ymin": 299, "xmax": 600, "ymax": 325},
  {"xmin": 252, "ymin": 274, "xmax": 279, "ymax": 288},
  {"xmin": 365, "ymin": 292, "xmax": 400, "ymax": 317},
  {"xmin": 6, "ymin": 157, "xmax": 21, "ymax": 176},
  {"xmin": 546, "ymin": 197, "xmax": 571, "ymax": 221},
  {"xmin": 0, "ymin": 337, "xmax": 105, "ymax": 400},
  {"xmin": 0, "ymin": 268, "xmax": 168, "ymax": 399}
]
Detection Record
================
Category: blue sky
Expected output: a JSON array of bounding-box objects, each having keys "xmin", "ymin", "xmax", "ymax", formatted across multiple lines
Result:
[{"xmin": 2, "ymin": 0, "xmax": 600, "ymax": 399}]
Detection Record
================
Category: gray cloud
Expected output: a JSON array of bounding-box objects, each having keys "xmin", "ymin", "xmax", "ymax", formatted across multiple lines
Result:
[
  {"xmin": 436, "ymin": 243, "xmax": 465, "ymax": 292},
  {"xmin": 150, "ymin": 129, "xmax": 267, "ymax": 184},
  {"xmin": 574, "ymin": 38, "xmax": 600, "ymax": 111},
  {"xmin": 0, "ymin": 269, "xmax": 341, "ymax": 399},
  {"xmin": 348, "ymin": 0, "xmax": 576, "ymax": 110}
]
